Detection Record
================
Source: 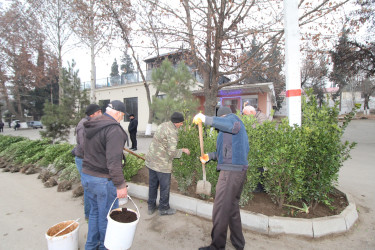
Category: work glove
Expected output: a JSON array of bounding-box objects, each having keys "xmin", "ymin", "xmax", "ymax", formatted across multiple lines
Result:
[
  {"xmin": 200, "ymin": 154, "xmax": 209, "ymax": 164},
  {"xmin": 193, "ymin": 113, "xmax": 206, "ymax": 124}
]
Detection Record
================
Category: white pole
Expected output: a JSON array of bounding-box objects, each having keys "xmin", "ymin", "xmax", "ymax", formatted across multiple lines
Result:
[{"xmin": 284, "ymin": 0, "xmax": 301, "ymax": 126}]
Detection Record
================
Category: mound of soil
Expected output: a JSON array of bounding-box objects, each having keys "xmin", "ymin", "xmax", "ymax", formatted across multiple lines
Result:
[{"xmin": 130, "ymin": 167, "xmax": 348, "ymax": 219}]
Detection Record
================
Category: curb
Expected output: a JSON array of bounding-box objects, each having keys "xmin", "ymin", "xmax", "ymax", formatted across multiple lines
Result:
[{"xmin": 127, "ymin": 182, "xmax": 358, "ymax": 238}]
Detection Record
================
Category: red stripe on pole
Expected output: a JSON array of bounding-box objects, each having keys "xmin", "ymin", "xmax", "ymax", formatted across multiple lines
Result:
[{"xmin": 286, "ymin": 89, "xmax": 301, "ymax": 97}]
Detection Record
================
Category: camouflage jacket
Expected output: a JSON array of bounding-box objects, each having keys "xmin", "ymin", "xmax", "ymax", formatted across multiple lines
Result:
[{"xmin": 145, "ymin": 121, "xmax": 183, "ymax": 173}]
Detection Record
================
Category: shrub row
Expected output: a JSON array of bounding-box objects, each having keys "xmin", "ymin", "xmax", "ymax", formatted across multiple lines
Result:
[{"xmin": 175, "ymin": 91, "xmax": 357, "ymax": 211}]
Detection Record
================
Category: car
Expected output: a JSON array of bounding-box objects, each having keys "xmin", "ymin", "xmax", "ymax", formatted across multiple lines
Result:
[
  {"xmin": 10, "ymin": 120, "xmax": 20, "ymax": 127},
  {"xmin": 30, "ymin": 121, "xmax": 43, "ymax": 129}
]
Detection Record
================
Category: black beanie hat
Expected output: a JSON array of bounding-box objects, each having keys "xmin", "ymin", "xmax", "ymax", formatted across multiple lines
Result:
[
  {"xmin": 85, "ymin": 104, "xmax": 101, "ymax": 116},
  {"xmin": 170, "ymin": 112, "xmax": 184, "ymax": 123},
  {"xmin": 217, "ymin": 106, "xmax": 232, "ymax": 117}
]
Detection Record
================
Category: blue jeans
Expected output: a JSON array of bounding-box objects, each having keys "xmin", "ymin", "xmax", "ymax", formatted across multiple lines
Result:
[
  {"xmin": 75, "ymin": 157, "xmax": 90, "ymax": 219},
  {"xmin": 81, "ymin": 172, "xmax": 118, "ymax": 250},
  {"xmin": 147, "ymin": 167, "xmax": 171, "ymax": 211}
]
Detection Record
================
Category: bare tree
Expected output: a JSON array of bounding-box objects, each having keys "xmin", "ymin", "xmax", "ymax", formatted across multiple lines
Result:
[
  {"xmin": 0, "ymin": 1, "xmax": 47, "ymax": 120},
  {"xmin": 27, "ymin": 0, "xmax": 74, "ymax": 104},
  {"xmin": 69, "ymin": 0, "xmax": 115, "ymax": 102},
  {"xmin": 139, "ymin": 0, "xmax": 350, "ymax": 115}
]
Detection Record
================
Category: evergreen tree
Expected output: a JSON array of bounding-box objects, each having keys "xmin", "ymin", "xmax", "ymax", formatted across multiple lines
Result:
[
  {"xmin": 120, "ymin": 51, "xmax": 135, "ymax": 74},
  {"xmin": 41, "ymin": 60, "xmax": 89, "ymax": 143},
  {"xmin": 151, "ymin": 60, "xmax": 199, "ymax": 124},
  {"xmin": 330, "ymin": 28, "xmax": 355, "ymax": 100},
  {"xmin": 110, "ymin": 58, "xmax": 120, "ymax": 77}
]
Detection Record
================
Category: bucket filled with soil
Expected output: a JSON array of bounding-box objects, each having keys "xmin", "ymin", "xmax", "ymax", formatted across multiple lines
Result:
[
  {"xmin": 45, "ymin": 220, "xmax": 79, "ymax": 250},
  {"xmin": 104, "ymin": 196, "xmax": 140, "ymax": 250}
]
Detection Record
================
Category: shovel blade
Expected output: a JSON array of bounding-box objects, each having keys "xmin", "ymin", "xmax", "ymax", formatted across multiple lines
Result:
[{"xmin": 196, "ymin": 180, "xmax": 211, "ymax": 196}]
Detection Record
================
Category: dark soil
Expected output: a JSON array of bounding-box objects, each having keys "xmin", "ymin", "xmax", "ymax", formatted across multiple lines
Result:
[
  {"xmin": 110, "ymin": 208, "xmax": 138, "ymax": 223},
  {"xmin": 131, "ymin": 166, "xmax": 348, "ymax": 219}
]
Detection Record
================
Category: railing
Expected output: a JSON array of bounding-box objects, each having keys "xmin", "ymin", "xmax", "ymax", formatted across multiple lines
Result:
[{"xmin": 82, "ymin": 68, "xmax": 203, "ymax": 90}]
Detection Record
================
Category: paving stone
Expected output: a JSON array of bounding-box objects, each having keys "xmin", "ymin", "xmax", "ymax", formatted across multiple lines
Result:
[
  {"xmin": 312, "ymin": 215, "xmax": 347, "ymax": 238},
  {"xmin": 170, "ymin": 193, "xmax": 198, "ymax": 214},
  {"xmin": 240, "ymin": 211, "xmax": 269, "ymax": 234},
  {"xmin": 340, "ymin": 203, "xmax": 358, "ymax": 230},
  {"xmin": 269, "ymin": 216, "xmax": 313, "ymax": 237},
  {"xmin": 196, "ymin": 200, "xmax": 213, "ymax": 219}
]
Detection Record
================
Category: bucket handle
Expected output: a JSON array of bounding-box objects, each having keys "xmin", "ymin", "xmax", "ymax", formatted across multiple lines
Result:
[{"xmin": 107, "ymin": 195, "xmax": 140, "ymax": 220}]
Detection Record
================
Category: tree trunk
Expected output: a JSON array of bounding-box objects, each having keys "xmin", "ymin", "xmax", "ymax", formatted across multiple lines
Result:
[{"xmin": 90, "ymin": 38, "xmax": 96, "ymax": 103}]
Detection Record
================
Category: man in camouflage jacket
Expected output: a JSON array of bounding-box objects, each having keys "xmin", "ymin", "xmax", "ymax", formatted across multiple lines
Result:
[{"xmin": 145, "ymin": 112, "xmax": 190, "ymax": 216}]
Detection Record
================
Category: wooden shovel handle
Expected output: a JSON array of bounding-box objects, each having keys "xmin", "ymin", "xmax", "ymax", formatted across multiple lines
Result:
[
  {"xmin": 198, "ymin": 121, "xmax": 207, "ymax": 182},
  {"xmin": 123, "ymin": 147, "xmax": 145, "ymax": 161}
]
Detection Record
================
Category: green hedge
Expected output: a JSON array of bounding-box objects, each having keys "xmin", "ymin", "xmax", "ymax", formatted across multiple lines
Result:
[
  {"xmin": 0, "ymin": 90, "xmax": 357, "ymax": 211},
  {"xmin": 174, "ymin": 90, "xmax": 357, "ymax": 210},
  {"xmin": 0, "ymin": 135, "xmax": 144, "ymax": 183}
]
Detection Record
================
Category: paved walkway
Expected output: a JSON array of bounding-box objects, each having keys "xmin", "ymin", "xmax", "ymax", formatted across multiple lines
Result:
[{"xmin": 0, "ymin": 120, "xmax": 374, "ymax": 249}]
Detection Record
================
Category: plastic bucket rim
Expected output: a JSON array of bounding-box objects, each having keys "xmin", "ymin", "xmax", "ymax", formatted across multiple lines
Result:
[{"xmin": 45, "ymin": 220, "xmax": 80, "ymax": 239}]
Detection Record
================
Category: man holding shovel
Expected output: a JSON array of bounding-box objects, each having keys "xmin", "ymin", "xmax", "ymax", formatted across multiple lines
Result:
[
  {"xmin": 145, "ymin": 112, "xmax": 190, "ymax": 216},
  {"xmin": 81, "ymin": 100, "xmax": 129, "ymax": 250},
  {"xmin": 193, "ymin": 106, "xmax": 249, "ymax": 250}
]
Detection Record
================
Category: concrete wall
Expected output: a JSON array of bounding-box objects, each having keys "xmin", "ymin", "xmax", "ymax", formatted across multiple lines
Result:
[{"xmin": 95, "ymin": 83, "xmax": 159, "ymax": 134}]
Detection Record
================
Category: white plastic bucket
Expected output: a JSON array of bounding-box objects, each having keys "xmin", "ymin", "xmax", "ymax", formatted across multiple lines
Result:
[
  {"xmin": 45, "ymin": 220, "xmax": 80, "ymax": 250},
  {"xmin": 104, "ymin": 196, "xmax": 140, "ymax": 250}
]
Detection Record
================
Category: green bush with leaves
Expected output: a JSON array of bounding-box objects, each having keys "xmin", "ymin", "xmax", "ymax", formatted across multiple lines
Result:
[
  {"xmin": 58, "ymin": 163, "xmax": 80, "ymax": 182},
  {"xmin": 174, "ymin": 118, "xmax": 218, "ymax": 195},
  {"xmin": 0, "ymin": 139, "xmax": 33, "ymax": 162},
  {"xmin": 0, "ymin": 135, "xmax": 26, "ymax": 155},
  {"xmin": 174, "ymin": 90, "xmax": 356, "ymax": 211},
  {"xmin": 123, "ymin": 153, "xmax": 145, "ymax": 181},
  {"xmin": 37, "ymin": 143, "xmax": 74, "ymax": 167},
  {"xmin": 299, "ymin": 90, "xmax": 357, "ymax": 209}
]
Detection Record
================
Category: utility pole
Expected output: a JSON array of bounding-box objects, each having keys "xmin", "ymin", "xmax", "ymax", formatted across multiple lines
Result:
[{"xmin": 284, "ymin": 0, "xmax": 301, "ymax": 126}]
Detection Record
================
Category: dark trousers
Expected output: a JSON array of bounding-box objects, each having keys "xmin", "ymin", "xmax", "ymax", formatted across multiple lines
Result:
[
  {"xmin": 130, "ymin": 132, "xmax": 137, "ymax": 149},
  {"xmin": 147, "ymin": 167, "xmax": 171, "ymax": 211},
  {"xmin": 210, "ymin": 170, "xmax": 247, "ymax": 250},
  {"xmin": 0, "ymin": 127, "xmax": 3, "ymax": 132}
]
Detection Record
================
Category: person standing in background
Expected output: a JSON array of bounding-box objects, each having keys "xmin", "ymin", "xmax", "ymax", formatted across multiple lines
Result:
[
  {"xmin": 128, "ymin": 114, "xmax": 138, "ymax": 151},
  {"xmin": 72, "ymin": 104, "xmax": 102, "ymax": 220},
  {"xmin": 0, "ymin": 120, "xmax": 4, "ymax": 132}
]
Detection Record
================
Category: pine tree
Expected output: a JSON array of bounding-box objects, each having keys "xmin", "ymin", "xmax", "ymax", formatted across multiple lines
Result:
[
  {"xmin": 40, "ymin": 60, "xmax": 89, "ymax": 143},
  {"xmin": 120, "ymin": 51, "xmax": 135, "ymax": 74},
  {"xmin": 151, "ymin": 60, "xmax": 199, "ymax": 124},
  {"xmin": 110, "ymin": 59, "xmax": 120, "ymax": 77}
]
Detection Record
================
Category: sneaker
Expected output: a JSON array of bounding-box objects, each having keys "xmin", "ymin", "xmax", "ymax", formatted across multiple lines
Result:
[
  {"xmin": 131, "ymin": 148, "xmax": 137, "ymax": 151},
  {"xmin": 198, "ymin": 247, "xmax": 210, "ymax": 250},
  {"xmin": 159, "ymin": 208, "xmax": 176, "ymax": 216},
  {"xmin": 148, "ymin": 207, "xmax": 157, "ymax": 215}
]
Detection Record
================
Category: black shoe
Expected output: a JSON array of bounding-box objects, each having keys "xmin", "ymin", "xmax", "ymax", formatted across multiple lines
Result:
[
  {"xmin": 159, "ymin": 208, "xmax": 176, "ymax": 216},
  {"xmin": 148, "ymin": 207, "xmax": 157, "ymax": 215},
  {"xmin": 131, "ymin": 148, "xmax": 137, "ymax": 151},
  {"xmin": 198, "ymin": 247, "xmax": 210, "ymax": 250}
]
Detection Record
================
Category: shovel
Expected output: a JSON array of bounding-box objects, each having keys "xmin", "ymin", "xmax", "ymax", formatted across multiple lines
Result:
[
  {"xmin": 123, "ymin": 148, "xmax": 145, "ymax": 161},
  {"xmin": 196, "ymin": 121, "xmax": 211, "ymax": 196}
]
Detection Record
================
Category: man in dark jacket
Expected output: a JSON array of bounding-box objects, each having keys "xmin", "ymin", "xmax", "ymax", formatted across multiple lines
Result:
[
  {"xmin": 72, "ymin": 104, "xmax": 102, "ymax": 219},
  {"xmin": 194, "ymin": 106, "xmax": 249, "ymax": 250},
  {"xmin": 128, "ymin": 114, "xmax": 138, "ymax": 151},
  {"xmin": 0, "ymin": 120, "xmax": 4, "ymax": 132},
  {"xmin": 81, "ymin": 100, "xmax": 128, "ymax": 250}
]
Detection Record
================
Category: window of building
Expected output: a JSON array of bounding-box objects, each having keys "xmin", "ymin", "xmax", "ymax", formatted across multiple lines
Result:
[
  {"xmin": 98, "ymin": 99, "xmax": 110, "ymax": 113},
  {"xmin": 124, "ymin": 97, "xmax": 138, "ymax": 122}
]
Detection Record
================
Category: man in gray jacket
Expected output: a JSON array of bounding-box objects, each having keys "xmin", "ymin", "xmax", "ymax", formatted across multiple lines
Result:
[
  {"xmin": 81, "ymin": 100, "xmax": 128, "ymax": 250},
  {"xmin": 73, "ymin": 104, "xmax": 102, "ymax": 220}
]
